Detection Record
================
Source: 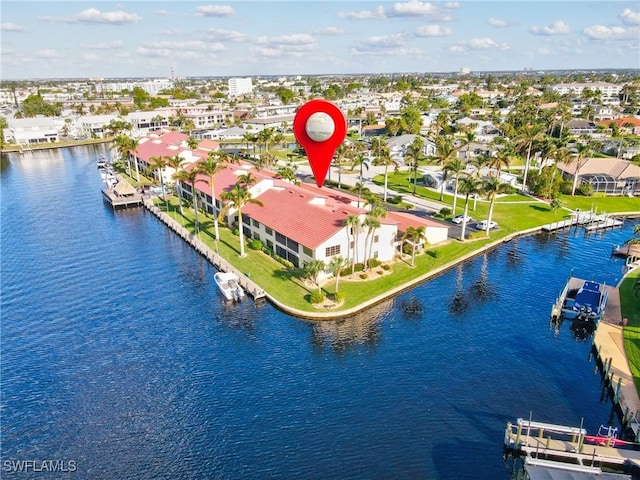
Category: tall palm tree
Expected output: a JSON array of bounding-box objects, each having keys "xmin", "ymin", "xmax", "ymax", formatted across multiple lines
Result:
[
  {"xmin": 514, "ymin": 123, "xmax": 545, "ymax": 193},
  {"xmin": 351, "ymin": 152, "xmax": 370, "ymax": 207},
  {"xmin": 569, "ymin": 141, "xmax": 593, "ymax": 196},
  {"xmin": 184, "ymin": 168, "xmax": 202, "ymax": 234},
  {"xmin": 444, "ymin": 157, "xmax": 466, "ymax": 215},
  {"xmin": 458, "ymin": 131, "xmax": 476, "ymax": 164},
  {"xmin": 218, "ymin": 184, "xmax": 263, "ymax": 257},
  {"xmin": 195, "ymin": 152, "xmax": 228, "ymax": 249},
  {"xmin": 343, "ymin": 214, "xmax": 360, "ymax": 274},
  {"xmin": 373, "ymin": 142, "xmax": 397, "ymax": 202},
  {"xmin": 433, "ymin": 135, "xmax": 458, "ymax": 201},
  {"xmin": 334, "ymin": 143, "xmax": 352, "ymax": 189},
  {"xmin": 236, "ymin": 171, "xmax": 258, "ymax": 188},
  {"xmin": 172, "ymin": 169, "xmax": 191, "ymax": 216},
  {"xmin": 110, "ymin": 134, "xmax": 138, "ymax": 179},
  {"xmin": 405, "ymin": 136, "xmax": 426, "ymax": 195},
  {"xmin": 148, "ymin": 155, "xmax": 168, "ymax": 208},
  {"xmin": 458, "ymin": 175, "xmax": 481, "ymax": 241},
  {"xmin": 481, "ymin": 176, "xmax": 504, "ymax": 236}
]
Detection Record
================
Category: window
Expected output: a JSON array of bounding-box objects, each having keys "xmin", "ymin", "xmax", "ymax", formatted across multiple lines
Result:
[
  {"xmin": 374, "ymin": 235, "xmax": 379, "ymax": 243},
  {"xmin": 286, "ymin": 238, "xmax": 299, "ymax": 251},
  {"xmin": 303, "ymin": 246, "xmax": 313, "ymax": 257},
  {"xmin": 325, "ymin": 245, "xmax": 341, "ymax": 257},
  {"xmin": 350, "ymin": 242, "xmax": 354, "ymax": 249},
  {"xmin": 265, "ymin": 227, "xmax": 273, "ymax": 235},
  {"xmin": 242, "ymin": 215, "xmax": 251, "ymax": 225},
  {"xmin": 252, "ymin": 219, "xmax": 260, "ymax": 227},
  {"xmin": 276, "ymin": 231, "xmax": 286, "ymax": 245},
  {"xmin": 266, "ymin": 240, "xmax": 273, "ymax": 250}
]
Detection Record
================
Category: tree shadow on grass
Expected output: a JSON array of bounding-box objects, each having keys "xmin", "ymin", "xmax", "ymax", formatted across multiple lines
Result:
[{"xmin": 528, "ymin": 204, "xmax": 552, "ymax": 213}]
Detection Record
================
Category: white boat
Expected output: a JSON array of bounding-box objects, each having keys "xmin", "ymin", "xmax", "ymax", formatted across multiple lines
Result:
[
  {"xmin": 551, "ymin": 276, "xmax": 609, "ymax": 323},
  {"xmin": 214, "ymin": 272, "xmax": 245, "ymax": 301}
]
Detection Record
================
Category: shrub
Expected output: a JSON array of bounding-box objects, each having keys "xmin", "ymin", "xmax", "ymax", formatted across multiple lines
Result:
[
  {"xmin": 377, "ymin": 270, "xmax": 384, "ymax": 275},
  {"xmin": 577, "ymin": 183, "xmax": 593, "ymax": 197},
  {"xmin": 274, "ymin": 255, "xmax": 294, "ymax": 269},
  {"xmin": 248, "ymin": 239, "xmax": 263, "ymax": 250},
  {"xmin": 468, "ymin": 231, "xmax": 486, "ymax": 240},
  {"xmin": 354, "ymin": 263, "xmax": 365, "ymax": 272},
  {"xmin": 388, "ymin": 195, "xmax": 402, "ymax": 205},
  {"xmin": 359, "ymin": 273, "xmax": 369, "ymax": 280},
  {"xmin": 368, "ymin": 258, "xmax": 381, "ymax": 268},
  {"xmin": 592, "ymin": 192, "xmax": 607, "ymax": 198},
  {"xmin": 334, "ymin": 291, "xmax": 346, "ymax": 302},
  {"xmin": 439, "ymin": 207, "xmax": 451, "ymax": 217},
  {"xmin": 232, "ymin": 227, "xmax": 240, "ymax": 236},
  {"xmin": 310, "ymin": 291, "xmax": 325, "ymax": 304},
  {"xmin": 427, "ymin": 250, "xmax": 442, "ymax": 259},
  {"xmin": 382, "ymin": 264, "xmax": 391, "ymax": 271}
]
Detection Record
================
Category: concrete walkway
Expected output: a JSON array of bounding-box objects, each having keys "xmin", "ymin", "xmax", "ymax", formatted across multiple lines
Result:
[{"xmin": 593, "ymin": 269, "xmax": 640, "ymax": 438}]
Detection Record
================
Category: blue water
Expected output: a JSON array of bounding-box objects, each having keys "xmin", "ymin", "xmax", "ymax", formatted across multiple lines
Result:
[{"xmin": 1, "ymin": 145, "xmax": 638, "ymax": 479}]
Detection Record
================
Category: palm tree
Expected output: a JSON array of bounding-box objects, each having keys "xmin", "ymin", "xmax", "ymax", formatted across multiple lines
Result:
[
  {"xmin": 195, "ymin": 152, "xmax": 228, "ymax": 249},
  {"xmin": 458, "ymin": 131, "xmax": 476, "ymax": 164},
  {"xmin": 481, "ymin": 176, "xmax": 504, "ymax": 236},
  {"xmin": 334, "ymin": 143, "xmax": 352, "ymax": 189},
  {"xmin": 110, "ymin": 134, "xmax": 138, "ymax": 179},
  {"xmin": 433, "ymin": 135, "xmax": 458, "ymax": 201},
  {"xmin": 351, "ymin": 152, "xmax": 370, "ymax": 207},
  {"xmin": 183, "ymin": 168, "xmax": 202, "ymax": 234},
  {"xmin": 172, "ymin": 169, "xmax": 191, "ymax": 216},
  {"xmin": 569, "ymin": 141, "xmax": 593, "ymax": 196},
  {"xmin": 373, "ymin": 142, "xmax": 397, "ymax": 202},
  {"xmin": 458, "ymin": 175, "xmax": 481, "ymax": 241},
  {"xmin": 236, "ymin": 171, "xmax": 258, "ymax": 188},
  {"xmin": 343, "ymin": 214, "xmax": 361, "ymax": 274},
  {"xmin": 444, "ymin": 157, "xmax": 466, "ymax": 215},
  {"xmin": 329, "ymin": 255, "xmax": 349, "ymax": 294},
  {"xmin": 148, "ymin": 155, "xmax": 169, "ymax": 209},
  {"xmin": 402, "ymin": 226, "xmax": 426, "ymax": 266},
  {"xmin": 303, "ymin": 259, "xmax": 326, "ymax": 293},
  {"xmin": 186, "ymin": 136, "xmax": 199, "ymax": 149},
  {"xmin": 405, "ymin": 136, "xmax": 426, "ymax": 195},
  {"xmin": 218, "ymin": 184, "xmax": 263, "ymax": 257},
  {"xmin": 514, "ymin": 123, "xmax": 545, "ymax": 193}
]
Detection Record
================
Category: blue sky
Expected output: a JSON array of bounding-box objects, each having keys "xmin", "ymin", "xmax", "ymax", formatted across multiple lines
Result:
[{"xmin": 1, "ymin": 1, "xmax": 639, "ymax": 80}]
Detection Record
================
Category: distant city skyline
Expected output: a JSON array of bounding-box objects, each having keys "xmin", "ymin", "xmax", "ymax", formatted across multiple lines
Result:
[{"xmin": 1, "ymin": 1, "xmax": 639, "ymax": 80}]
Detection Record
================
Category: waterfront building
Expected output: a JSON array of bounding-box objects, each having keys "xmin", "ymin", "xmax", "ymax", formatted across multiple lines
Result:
[
  {"xmin": 3, "ymin": 117, "xmax": 62, "ymax": 145},
  {"xmin": 178, "ymin": 158, "xmax": 448, "ymax": 276},
  {"xmin": 556, "ymin": 157, "xmax": 640, "ymax": 196}
]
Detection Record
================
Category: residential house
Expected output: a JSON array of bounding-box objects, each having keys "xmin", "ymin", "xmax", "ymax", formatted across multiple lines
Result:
[
  {"xmin": 556, "ymin": 157, "xmax": 640, "ymax": 196},
  {"xmin": 3, "ymin": 116, "xmax": 62, "ymax": 145}
]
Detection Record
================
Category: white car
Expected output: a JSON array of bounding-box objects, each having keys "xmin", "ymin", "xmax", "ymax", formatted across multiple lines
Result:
[
  {"xmin": 476, "ymin": 220, "xmax": 498, "ymax": 230},
  {"xmin": 452, "ymin": 214, "xmax": 473, "ymax": 224}
]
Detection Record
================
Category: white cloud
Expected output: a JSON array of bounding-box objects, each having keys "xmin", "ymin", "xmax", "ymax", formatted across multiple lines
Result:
[
  {"xmin": 202, "ymin": 28, "xmax": 250, "ymax": 42},
  {"xmin": 338, "ymin": 6, "xmax": 386, "ymax": 20},
  {"xmin": 259, "ymin": 34, "xmax": 316, "ymax": 46},
  {"xmin": 1, "ymin": 22, "xmax": 25, "ymax": 32},
  {"xmin": 415, "ymin": 24, "xmax": 452, "ymax": 37},
  {"xmin": 351, "ymin": 46, "xmax": 422, "ymax": 57},
  {"xmin": 313, "ymin": 26, "xmax": 346, "ymax": 35},
  {"xmin": 388, "ymin": 0, "xmax": 452, "ymax": 21},
  {"xmin": 450, "ymin": 37, "xmax": 509, "ymax": 53},
  {"xmin": 82, "ymin": 53, "xmax": 101, "ymax": 61},
  {"xmin": 251, "ymin": 34, "xmax": 316, "ymax": 58},
  {"xmin": 443, "ymin": 2, "xmax": 461, "ymax": 9},
  {"xmin": 196, "ymin": 5, "xmax": 234, "ymax": 17},
  {"xmin": 361, "ymin": 33, "xmax": 406, "ymax": 49},
  {"xmin": 36, "ymin": 49, "xmax": 63, "ymax": 59},
  {"xmin": 584, "ymin": 25, "xmax": 638, "ymax": 40},
  {"xmin": 154, "ymin": 10, "xmax": 169, "ymax": 16},
  {"xmin": 488, "ymin": 17, "xmax": 509, "ymax": 28},
  {"xmin": 86, "ymin": 41, "xmax": 125, "ymax": 50},
  {"xmin": 620, "ymin": 8, "xmax": 640, "ymax": 25},
  {"xmin": 530, "ymin": 20, "xmax": 571, "ymax": 36},
  {"xmin": 39, "ymin": 8, "xmax": 141, "ymax": 25}
]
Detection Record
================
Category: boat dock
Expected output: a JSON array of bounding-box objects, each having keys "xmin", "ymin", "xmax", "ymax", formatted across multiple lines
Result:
[
  {"xmin": 504, "ymin": 417, "xmax": 640, "ymax": 476},
  {"xmin": 550, "ymin": 276, "xmax": 610, "ymax": 323},
  {"xmin": 142, "ymin": 198, "xmax": 266, "ymax": 302},
  {"xmin": 542, "ymin": 210, "xmax": 624, "ymax": 233},
  {"xmin": 102, "ymin": 185, "xmax": 143, "ymax": 209}
]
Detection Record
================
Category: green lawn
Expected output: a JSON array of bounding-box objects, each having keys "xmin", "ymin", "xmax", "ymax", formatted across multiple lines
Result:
[{"xmin": 621, "ymin": 270, "xmax": 640, "ymax": 396}]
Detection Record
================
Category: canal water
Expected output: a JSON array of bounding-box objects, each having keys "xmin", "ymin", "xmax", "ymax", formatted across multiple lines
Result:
[{"xmin": 1, "ymin": 145, "xmax": 638, "ymax": 479}]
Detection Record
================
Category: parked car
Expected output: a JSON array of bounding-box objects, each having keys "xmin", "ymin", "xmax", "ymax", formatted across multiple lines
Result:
[
  {"xmin": 452, "ymin": 214, "xmax": 474, "ymax": 224},
  {"xmin": 476, "ymin": 220, "xmax": 498, "ymax": 230}
]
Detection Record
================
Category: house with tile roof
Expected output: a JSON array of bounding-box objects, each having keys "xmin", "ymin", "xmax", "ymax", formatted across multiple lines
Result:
[
  {"xmin": 556, "ymin": 157, "xmax": 640, "ymax": 196},
  {"xmin": 177, "ymin": 158, "xmax": 449, "ymax": 275}
]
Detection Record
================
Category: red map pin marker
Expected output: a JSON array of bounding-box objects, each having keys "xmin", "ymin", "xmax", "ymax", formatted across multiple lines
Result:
[{"xmin": 293, "ymin": 99, "xmax": 347, "ymax": 188}]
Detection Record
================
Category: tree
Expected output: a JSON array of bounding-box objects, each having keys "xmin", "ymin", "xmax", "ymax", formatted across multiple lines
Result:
[
  {"xmin": 458, "ymin": 176, "xmax": 481, "ymax": 241},
  {"xmin": 276, "ymin": 162, "xmax": 299, "ymax": 185},
  {"xmin": 186, "ymin": 137, "xmax": 199, "ymax": 149},
  {"xmin": 110, "ymin": 134, "xmax": 138, "ymax": 180},
  {"xmin": 218, "ymin": 184, "xmax": 263, "ymax": 257},
  {"xmin": 350, "ymin": 152, "xmax": 370, "ymax": 207},
  {"xmin": 402, "ymin": 226, "xmax": 426, "ymax": 266},
  {"xmin": 183, "ymin": 168, "xmax": 203, "ymax": 234},
  {"xmin": 372, "ymin": 140, "xmax": 397, "ymax": 202},
  {"xmin": 329, "ymin": 255, "xmax": 349, "ymax": 294},
  {"xmin": 148, "ymin": 155, "xmax": 169, "ymax": 209},
  {"xmin": 303, "ymin": 259, "xmax": 326, "ymax": 293},
  {"xmin": 569, "ymin": 141, "xmax": 593, "ymax": 196},
  {"xmin": 433, "ymin": 135, "xmax": 458, "ymax": 201},
  {"xmin": 363, "ymin": 204, "xmax": 386, "ymax": 269},
  {"xmin": 514, "ymin": 124, "xmax": 545, "ymax": 193},
  {"xmin": 405, "ymin": 136, "xmax": 426, "ymax": 195},
  {"xmin": 444, "ymin": 157, "xmax": 466, "ymax": 215},
  {"xmin": 480, "ymin": 177, "xmax": 504, "ymax": 236},
  {"xmin": 343, "ymin": 214, "xmax": 361, "ymax": 274},
  {"xmin": 196, "ymin": 152, "xmax": 228, "ymax": 249},
  {"xmin": 172, "ymin": 169, "xmax": 191, "ymax": 215}
]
